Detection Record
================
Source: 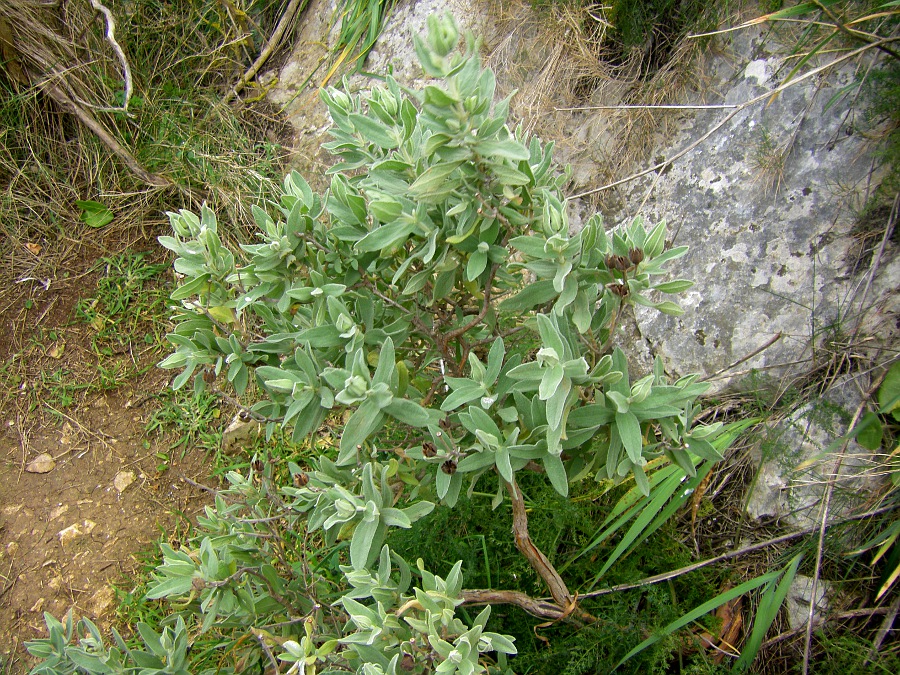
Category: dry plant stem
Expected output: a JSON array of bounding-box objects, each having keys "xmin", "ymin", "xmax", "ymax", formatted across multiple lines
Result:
[
  {"xmin": 555, "ymin": 103, "xmax": 741, "ymax": 111},
  {"xmin": 251, "ymin": 628, "xmax": 282, "ymax": 675},
  {"xmin": 570, "ymin": 38, "xmax": 900, "ymax": 199},
  {"xmin": 762, "ymin": 606, "xmax": 893, "ymax": 649},
  {"xmin": 801, "ymin": 375, "xmax": 887, "ymax": 675},
  {"xmin": 223, "ymin": 0, "xmax": 307, "ymax": 104},
  {"xmin": 813, "ymin": 1, "xmax": 900, "ymax": 62},
  {"xmin": 460, "ymin": 589, "xmax": 567, "ymax": 621},
  {"xmin": 701, "ymin": 332, "xmax": 783, "ymax": 382},
  {"xmin": 866, "ymin": 594, "xmax": 900, "ymax": 664},
  {"xmin": 850, "ymin": 191, "xmax": 899, "ymax": 346},
  {"xmin": 504, "ymin": 476, "xmax": 573, "ymax": 609},
  {"xmin": 88, "ymin": 0, "xmax": 131, "ymax": 111},
  {"xmin": 43, "ymin": 81, "xmax": 169, "ymax": 187},
  {"xmin": 579, "ymin": 503, "xmax": 897, "ymax": 600}
]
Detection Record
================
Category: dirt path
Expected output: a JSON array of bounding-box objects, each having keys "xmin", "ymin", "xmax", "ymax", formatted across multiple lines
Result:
[{"xmin": 0, "ymin": 243, "xmax": 212, "ymax": 672}]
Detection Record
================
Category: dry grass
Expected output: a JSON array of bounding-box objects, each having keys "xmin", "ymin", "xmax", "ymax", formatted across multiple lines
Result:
[{"xmin": 481, "ymin": 0, "xmax": 731, "ymax": 212}]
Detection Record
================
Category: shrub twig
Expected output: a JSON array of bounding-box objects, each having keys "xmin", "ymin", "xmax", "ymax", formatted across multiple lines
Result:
[{"xmin": 223, "ymin": 0, "xmax": 308, "ymax": 104}]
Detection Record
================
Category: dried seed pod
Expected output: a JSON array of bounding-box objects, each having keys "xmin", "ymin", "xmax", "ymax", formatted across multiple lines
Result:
[
  {"xmin": 293, "ymin": 472, "xmax": 309, "ymax": 487},
  {"xmin": 202, "ymin": 368, "xmax": 216, "ymax": 384},
  {"xmin": 238, "ymin": 410, "xmax": 252, "ymax": 422},
  {"xmin": 252, "ymin": 459, "xmax": 264, "ymax": 473},
  {"xmin": 439, "ymin": 417, "xmax": 452, "ymax": 431},
  {"xmin": 400, "ymin": 654, "xmax": 416, "ymax": 672},
  {"xmin": 441, "ymin": 459, "xmax": 457, "ymax": 475},
  {"xmin": 422, "ymin": 442, "xmax": 437, "ymax": 458},
  {"xmin": 629, "ymin": 247, "xmax": 645, "ymax": 265},
  {"xmin": 610, "ymin": 283, "xmax": 630, "ymax": 297},
  {"xmin": 606, "ymin": 254, "xmax": 631, "ymax": 272}
]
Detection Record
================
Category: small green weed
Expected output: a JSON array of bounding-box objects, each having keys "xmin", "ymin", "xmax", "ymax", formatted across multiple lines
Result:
[
  {"xmin": 145, "ymin": 388, "xmax": 223, "ymax": 454},
  {"xmin": 75, "ymin": 252, "xmax": 170, "ymax": 355}
]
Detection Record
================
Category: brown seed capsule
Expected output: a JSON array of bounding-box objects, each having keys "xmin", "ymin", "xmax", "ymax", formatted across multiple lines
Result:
[
  {"xmin": 293, "ymin": 472, "xmax": 310, "ymax": 487},
  {"xmin": 606, "ymin": 254, "xmax": 631, "ymax": 272},
  {"xmin": 191, "ymin": 577, "xmax": 207, "ymax": 591},
  {"xmin": 202, "ymin": 368, "xmax": 216, "ymax": 384},
  {"xmin": 422, "ymin": 442, "xmax": 437, "ymax": 458},
  {"xmin": 629, "ymin": 247, "xmax": 645, "ymax": 265},
  {"xmin": 610, "ymin": 283, "xmax": 629, "ymax": 297},
  {"xmin": 439, "ymin": 417, "xmax": 452, "ymax": 431},
  {"xmin": 441, "ymin": 459, "xmax": 457, "ymax": 475},
  {"xmin": 400, "ymin": 654, "xmax": 416, "ymax": 672},
  {"xmin": 239, "ymin": 410, "xmax": 252, "ymax": 422},
  {"xmin": 252, "ymin": 459, "xmax": 264, "ymax": 473}
]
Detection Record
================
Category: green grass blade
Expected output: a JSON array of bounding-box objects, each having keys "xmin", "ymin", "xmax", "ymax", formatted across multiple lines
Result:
[
  {"xmin": 733, "ymin": 554, "xmax": 803, "ymax": 672},
  {"xmin": 593, "ymin": 469, "xmax": 686, "ymax": 581},
  {"xmin": 614, "ymin": 569, "xmax": 784, "ymax": 671},
  {"xmin": 559, "ymin": 463, "xmax": 682, "ymax": 574}
]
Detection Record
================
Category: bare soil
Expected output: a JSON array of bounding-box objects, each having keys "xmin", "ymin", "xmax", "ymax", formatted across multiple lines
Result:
[{"xmin": 0, "ymin": 237, "xmax": 212, "ymax": 673}]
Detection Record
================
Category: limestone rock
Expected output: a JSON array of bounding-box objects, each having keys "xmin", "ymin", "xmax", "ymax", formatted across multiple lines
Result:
[
  {"xmin": 113, "ymin": 470, "xmax": 136, "ymax": 494},
  {"xmin": 25, "ymin": 453, "xmax": 55, "ymax": 474},
  {"xmin": 611, "ymin": 27, "xmax": 898, "ymax": 389},
  {"xmin": 746, "ymin": 377, "xmax": 885, "ymax": 529},
  {"xmin": 786, "ymin": 575, "xmax": 831, "ymax": 630},
  {"xmin": 58, "ymin": 520, "xmax": 97, "ymax": 547},
  {"xmin": 222, "ymin": 414, "xmax": 261, "ymax": 455},
  {"xmin": 88, "ymin": 586, "xmax": 116, "ymax": 617}
]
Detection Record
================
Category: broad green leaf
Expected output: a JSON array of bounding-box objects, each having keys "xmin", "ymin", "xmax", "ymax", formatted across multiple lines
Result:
[
  {"xmin": 76, "ymin": 200, "xmax": 114, "ymax": 228},
  {"xmin": 476, "ymin": 140, "xmax": 530, "ymax": 161},
  {"xmin": 384, "ymin": 398, "xmax": 431, "ymax": 427},
  {"xmin": 652, "ymin": 300, "xmax": 685, "ymax": 316},
  {"xmin": 856, "ymin": 412, "xmax": 883, "ymax": 450},
  {"xmin": 441, "ymin": 383, "xmax": 484, "ymax": 411},
  {"xmin": 539, "ymin": 364, "xmax": 564, "ymax": 401},
  {"xmin": 145, "ymin": 576, "xmax": 194, "ymax": 600},
  {"xmin": 546, "ymin": 381, "xmax": 569, "ymax": 431},
  {"xmin": 409, "ymin": 161, "xmax": 464, "ymax": 197},
  {"xmin": 616, "ymin": 410, "xmax": 643, "ymax": 464},
  {"xmin": 496, "ymin": 446, "xmax": 513, "ymax": 482},
  {"xmin": 338, "ymin": 399, "xmax": 383, "ymax": 465},
  {"xmin": 499, "ymin": 280, "xmax": 558, "ymax": 312},
  {"xmin": 652, "ymin": 279, "xmax": 694, "ymax": 294},
  {"xmin": 878, "ymin": 360, "xmax": 900, "ymax": 421},
  {"xmin": 349, "ymin": 517, "xmax": 382, "ymax": 570},
  {"xmin": 467, "ymin": 249, "xmax": 488, "ymax": 280},
  {"xmin": 349, "ymin": 113, "xmax": 397, "ymax": 149},
  {"xmin": 543, "ymin": 452, "xmax": 568, "ymax": 497},
  {"xmin": 355, "ymin": 220, "xmax": 416, "ymax": 252}
]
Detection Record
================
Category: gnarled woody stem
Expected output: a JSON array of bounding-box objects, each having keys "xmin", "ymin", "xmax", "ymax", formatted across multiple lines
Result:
[
  {"xmin": 504, "ymin": 477, "xmax": 573, "ymax": 609},
  {"xmin": 461, "ymin": 589, "xmax": 567, "ymax": 621}
]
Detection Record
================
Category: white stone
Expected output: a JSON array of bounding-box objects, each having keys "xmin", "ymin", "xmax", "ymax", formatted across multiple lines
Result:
[
  {"xmin": 786, "ymin": 575, "xmax": 830, "ymax": 630},
  {"xmin": 25, "ymin": 453, "xmax": 55, "ymax": 474},
  {"xmin": 113, "ymin": 470, "xmax": 136, "ymax": 493}
]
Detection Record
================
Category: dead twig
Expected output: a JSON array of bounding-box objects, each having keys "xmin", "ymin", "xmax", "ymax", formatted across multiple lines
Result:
[
  {"xmin": 579, "ymin": 503, "xmax": 898, "ymax": 600},
  {"xmin": 88, "ymin": 0, "xmax": 132, "ymax": 112},
  {"xmin": 701, "ymin": 332, "xmax": 784, "ymax": 382},
  {"xmin": 801, "ymin": 374, "xmax": 888, "ymax": 675},
  {"xmin": 223, "ymin": 0, "xmax": 307, "ymax": 104},
  {"xmin": 461, "ymin": 589, "xmax": 569, "ymax": 621},
  {"xmin": 43, "ymin": 79, "xmax": 170, "ymax": 187}
]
